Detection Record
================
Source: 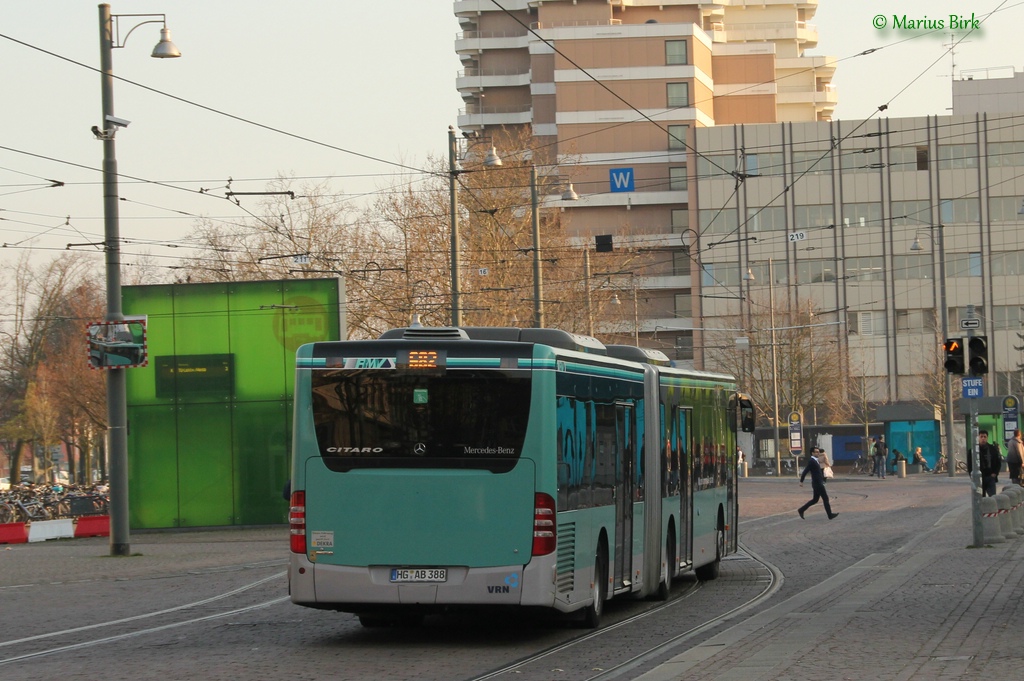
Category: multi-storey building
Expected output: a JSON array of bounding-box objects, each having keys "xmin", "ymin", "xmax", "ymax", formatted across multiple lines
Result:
[
  {"xmin": 453, "ymin": 0, "xmax": 836, "ymax": 360},
  {"xmin": 693, "ymin": 113, "xmax": 1024, "ymax": 406}
]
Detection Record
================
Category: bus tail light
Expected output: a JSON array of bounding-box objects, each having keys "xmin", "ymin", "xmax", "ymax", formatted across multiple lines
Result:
[
  {"xmin": 532, "ymin": 493, "xmax": 556, "ymax": 556},
  {"xmin": 289, "ymin": 491, "xmax": 306, "ymax": 554}
]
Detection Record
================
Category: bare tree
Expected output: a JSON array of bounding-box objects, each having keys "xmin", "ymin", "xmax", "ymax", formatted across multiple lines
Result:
[{"xmin": 703, "ymin": 294, "xmax": 845, "ymax": 428}]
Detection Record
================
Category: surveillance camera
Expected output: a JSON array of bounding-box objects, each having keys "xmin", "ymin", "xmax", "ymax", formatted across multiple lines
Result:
[{"xmin": 105, "ymin": 115, "xmax": 131, "ymax": 128}]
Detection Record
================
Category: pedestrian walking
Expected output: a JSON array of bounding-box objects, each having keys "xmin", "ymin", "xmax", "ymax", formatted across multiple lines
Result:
[
  {"xmin": 872, "ymin": 435, "xmax": 888, "ymax": 479},
  {"xmin": 1007, "ymin": 429, "xmax": 1023, "ymax": 485},
  {"xmin": 967, "ymin": 429, "xmax": 1002, "ymax": 497},
  {"xmin": 798, "ymin": 448, "xmax": 839, "ymax": 520}
]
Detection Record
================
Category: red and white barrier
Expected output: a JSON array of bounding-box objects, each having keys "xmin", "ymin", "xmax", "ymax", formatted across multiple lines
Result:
[
  {"xmin": 74, "ymin": 515, "xmax": 110, "ymax": 538},
  {"xmin": 0, "ymin": 522, "xmax": 29, "ymax": 544}
]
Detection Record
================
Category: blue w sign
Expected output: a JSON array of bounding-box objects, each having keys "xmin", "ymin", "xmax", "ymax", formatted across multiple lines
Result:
[{"xmin": 609, "ymin": 168, "xmax": 634, "ymax": 192}]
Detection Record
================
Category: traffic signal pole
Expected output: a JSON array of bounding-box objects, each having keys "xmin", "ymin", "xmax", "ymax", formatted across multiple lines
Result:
[{"xmin": 966, "ymin": 312, "xmax": 984, "ymax": 548}]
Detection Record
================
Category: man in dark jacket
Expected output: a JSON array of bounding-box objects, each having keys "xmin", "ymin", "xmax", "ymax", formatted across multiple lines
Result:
[
  {"xmin": 967, "ymin": 429, "xmax": 1002, "ymax": 497},
  {"xmin": 798, "ymin": 448, "xmax": 839, "ymax": 520}
]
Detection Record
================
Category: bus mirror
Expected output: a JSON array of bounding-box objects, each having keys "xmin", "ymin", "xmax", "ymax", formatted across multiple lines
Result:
[{"xmin": 740, "ymin": 400, "xmax": 756, "ymax": 433}]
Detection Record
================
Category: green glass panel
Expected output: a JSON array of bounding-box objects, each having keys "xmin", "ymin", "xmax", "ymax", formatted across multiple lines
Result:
[
  {"xmin": 177, "ymin": 402, "xmax": 235, "ymax": 527},
  {"xmin": 283, "ymin": 279, "xmax": 343, "ymax": 398},
  {"xmin": 124, "ymin": 285, "xmax": 175, "ymax": 406},
  {"xmin": 233, "ymin": 401, "xmax": 290, "ymax": 525},
  {"xmin": 171, "ymin": 283, "xmax": 231, "ymax": 403},
  {"xmin": 228, "ymin": 281, "xmax": 287, "ymax": 402},
  {"xmin": 127, "ymin": 404, "xmax": 179, "ymax": 528}
]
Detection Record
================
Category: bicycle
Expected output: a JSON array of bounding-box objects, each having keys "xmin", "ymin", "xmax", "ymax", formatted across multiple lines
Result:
[{"xmin": 851, "ymin": 456, "xmax": 873, "ymax": 475}]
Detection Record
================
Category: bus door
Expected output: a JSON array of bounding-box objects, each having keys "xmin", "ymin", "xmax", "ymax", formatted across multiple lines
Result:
[
  {"xmin": 615, "ymin": 402, "xmax": 634, "ymax": 588},
  {"xmin": 676, "ymin": 407, "xmax": 692, "ymax": 569}
]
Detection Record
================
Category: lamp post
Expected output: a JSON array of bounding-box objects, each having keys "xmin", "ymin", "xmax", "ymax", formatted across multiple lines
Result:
[
  {"xmin": 98, "ymin": 3, "xmax": 180, "ymax": 556},
  {"xmin": 529, "ymin": 167, "xmax": 578, "ymax": 328},
  {"xmin": 911, "ymin": 224, "xmax": 954, "ymax": 478},
  {"xmin": 448, "ymin": 126, "xmax": 501, "ymax": 327}
]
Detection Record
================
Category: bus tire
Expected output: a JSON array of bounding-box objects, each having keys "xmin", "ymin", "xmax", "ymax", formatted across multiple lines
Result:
[
  {"xmin": 581, "ymin": 543, "xmax": 607, "ymax": 628},
  {"xmin": 655, "ymin": 522, "xmax": 675, "ymax": 600},
  {"xmin": 695, "ymin": 525, "xmax": 724, "ymax": 581}
]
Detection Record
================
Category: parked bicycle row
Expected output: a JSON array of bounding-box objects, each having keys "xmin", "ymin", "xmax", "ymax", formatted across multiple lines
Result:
[{"xmin": 0, "ymin": 483, "xmax": 109, "ymax": 524}]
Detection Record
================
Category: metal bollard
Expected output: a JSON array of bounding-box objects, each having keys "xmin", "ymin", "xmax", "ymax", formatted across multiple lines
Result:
[
  {"xmin": 981, "ymin": 496, "xmax": 1006, "ymax": 544},
  {"xmin": 996, "ymin": 493, "xmax": 1016, "ymax": 540},
  {"xmin": 897, "ymin": 460, "xmax": 906, "ymax": 478},
  {"xmin": 741, "ymin": 462, "xmax": 748, "ymax": 478}
]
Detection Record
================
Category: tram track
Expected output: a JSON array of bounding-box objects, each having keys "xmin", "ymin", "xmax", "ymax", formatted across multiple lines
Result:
[
  {"xmin": 466, "ymin": 544, "xmax": 782, "ymax": 681},
  {"xmin": 0, "ymin": 571, "xmax": 288, "ymax": 667}
]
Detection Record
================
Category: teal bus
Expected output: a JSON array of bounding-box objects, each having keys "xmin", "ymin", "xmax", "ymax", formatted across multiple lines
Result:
[{"xmin": 288, "ymin": 324, "xmax": 754, "ymax": 627}]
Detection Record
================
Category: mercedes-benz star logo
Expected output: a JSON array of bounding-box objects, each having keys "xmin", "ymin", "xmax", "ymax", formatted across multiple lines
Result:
[{"xmin": 414, "ymin": 443, "xmax": 427, "ymax": 456}]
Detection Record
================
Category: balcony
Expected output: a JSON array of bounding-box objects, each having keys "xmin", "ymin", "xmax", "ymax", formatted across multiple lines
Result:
[
  {"xmin": 456, "ymin": 67, "xmax": 532, "ymax": 91},
  {"xmin": 715, "ymin": 21, "xmax": 818, "ymax": 47},
  {"xmin": 458, "ymin": 104, "xmax": 533, "ymax": 129},
  {"xmin": 454, "ymin": 29, "xmax": 530, "ymax": 55}
]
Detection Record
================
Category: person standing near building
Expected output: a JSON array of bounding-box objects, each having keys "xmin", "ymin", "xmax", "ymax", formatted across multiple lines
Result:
[
  {"xmin": 967, "ymin": 429, "xmax": 1002, "ymax": 497},
  {"xmin": 872, "ymin": 435, "xmax": 888, "ymax": 479},
  {"xmin": 798, "ymin": 449, "xmax": 838, "ymax": 520},
  {"xmin": 1006, "ymin": 429, "xmax": 1023, "ymax": 485}
]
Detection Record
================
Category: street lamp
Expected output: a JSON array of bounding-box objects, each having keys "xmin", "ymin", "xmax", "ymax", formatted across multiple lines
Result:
[
  {"xmin": 910, "ymin": 224, "xmax": 955, "ymax": 478},
  {"xmin": 98, "ymin": 3, "xmax": 180, "ymax": 557},
  {"xmin": 530, "ymin": 165, "xmax": 578, "ymax": 328},
  {"xmin": 448, "ymin": 126, "xmax": 501, "ymax": 327}
]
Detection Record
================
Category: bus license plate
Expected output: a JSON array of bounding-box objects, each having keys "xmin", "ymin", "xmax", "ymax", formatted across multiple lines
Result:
[{"xmin": 390, "ymin": 568, "xmax": 447, "ymax": 583}]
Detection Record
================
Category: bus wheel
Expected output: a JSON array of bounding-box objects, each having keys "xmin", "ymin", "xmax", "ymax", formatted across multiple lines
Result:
[
  {"xmin": 581, "ymin": 545, "xmax": 607, "ymax": 628},
  {"xmin": 656, "ymin": 527, "xmax": 675, "ymax": 601},
  {"xmin": 695, "ymin": 526, "xmax": 724, "ymax": 581}
]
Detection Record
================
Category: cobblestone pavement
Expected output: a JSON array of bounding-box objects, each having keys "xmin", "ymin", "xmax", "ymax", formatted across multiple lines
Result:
[
  {"xmin": 3, "ymin": 475, "xmax": 1021, "ymax": 681},
  {"xmin": 638, "ymin": 474, "xmax": 1024, "ymax": 681}
]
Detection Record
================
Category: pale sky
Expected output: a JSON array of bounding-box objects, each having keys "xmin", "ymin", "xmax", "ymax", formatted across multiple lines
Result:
[{"xmin": 0, "ymin": 1, "xmax": 1020, "ymax": 275}]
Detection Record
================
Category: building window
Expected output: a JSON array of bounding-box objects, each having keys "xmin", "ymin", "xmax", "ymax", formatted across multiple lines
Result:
[
  {"xmin": 796, "ymin": 259, "xmax": 837, "ymax": 284},
  {"xmin": 939, "ymin": 198, "xmax": 980, "ymax": 224},
  {"xmin": 666, "ymin": 40, "xmax": 688, "ymax": 65},
  {"xmin": 948, "ymin": 253, "xmax": 982, "ymax": 277},
  {"xmin": 667, "ymin": 83, "xmax": 689, "ymax": 108},
  {"xmin": 991, "ymin": 251, "xmax": 1024, "ymax": 276},
  {"xmin": 891, "ymin": 200, "xmax": 931, "ymax": 226},
  {"xmin": 674, "ymin": 331, "xmax": 694, "ymax": 360},
  {"xmin": 669, "ymin": 166, "xmax": 688, "ymax": 191},
  {"xmin": 988, "ymin": 141, "xmax": 1024, "ymax": 167},
  {"xmin": 890, "ymin": 146, "xmax": 929, "ymax": 171},
  {"xmin": 849, "ymin": 311, "xmax": 886, "ymax": 336},
  {"xmin": 892, "ymin": 254, "xmax": 933, "ymax": 280},
  {"xmin": 840, "ymin": 147, "xmax": 882, "ymax": 173},
  {"xmin": 846, "ymin": 257, "xmax": 884, "ymax": 281},
  {"xmin": 672, "ymin": 252, "xmax": 691, "ymax": 277},
  {"xmin": 674, "ymin": 291, "xmax": 693, "ymax": 317},
  {"xmin": 699, "ymin": 208, "xmax": 738, "ymax": 235},
  {"xmin": 696, "ymin": 153, "xmax": 735, "ymax": 180},
  {"xmin": 701, "ymin": 263, "xmax": 741, "ymax": 288},
  {"xmin": 989, "ymin": 196, "xmax": 1024, "ymax": 222},
  {"xmin": 794, "ymin": 204, "xmax": 834, "ymax": 229},
  {"xmin": 841, "ymin": 203, "xmax": 882, "ymax": 228},
  {"xmin": 746, "ymin": 206, "xmax": 787, "ymax": 232},
  {"xmin": 938, "ymin": 144, "xmax": 979, "ymax": 169},
  {"xmin": 791, "ymin": 150, "xmax": 832, "ymax": 175},
  {"xmin": 671, "ymin": 209, "xmax": 690, "ymax": 232},
  {"xmin": 993, "ymin": 305, "xmax": 1024, "ymax": 330},
  {"xmin": 895, "ymin": 309, "xmax": 936, "ymax": 333},
  {"xmin": 744, "ymin": 153, "xmax": 783, "ymax": 177},
  {"xmin": 668, "ymin": 124, "xmax": 689, "ymax": 150}
]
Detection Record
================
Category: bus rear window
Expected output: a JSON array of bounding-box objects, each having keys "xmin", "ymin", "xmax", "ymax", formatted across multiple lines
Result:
[{"xmin": 310, "ymin": 369, "xmax": 531, "ymax": 472}]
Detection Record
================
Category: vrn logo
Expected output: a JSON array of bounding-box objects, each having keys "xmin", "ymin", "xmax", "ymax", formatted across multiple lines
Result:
[
  {"xmin": 488, "ymin": 573, "xmax": 519, "ymax": 593},
  {"xmin": 346, "ymin": 358, "xmax": 394, "ymax": 369}
]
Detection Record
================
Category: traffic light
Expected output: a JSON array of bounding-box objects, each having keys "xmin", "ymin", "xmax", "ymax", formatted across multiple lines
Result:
[
  {"xmin": 968, "ymin": 335, "xmax": 989, "ymax": 375},
  {"xmin": 943, "ymin": 338, "xmax": 965, "ymax": 374}
]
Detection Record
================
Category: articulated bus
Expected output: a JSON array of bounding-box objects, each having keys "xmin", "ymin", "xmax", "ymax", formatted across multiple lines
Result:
[{"xmin": 288, "ymin": 325, "xmax": 755, "ymax": 627}]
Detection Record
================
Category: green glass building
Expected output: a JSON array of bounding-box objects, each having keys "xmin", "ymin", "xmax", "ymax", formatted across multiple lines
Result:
[{"xmin": 123, "ymin": 278, "xmax": 344, "ymax": 529}]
